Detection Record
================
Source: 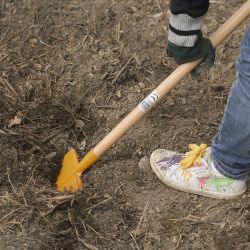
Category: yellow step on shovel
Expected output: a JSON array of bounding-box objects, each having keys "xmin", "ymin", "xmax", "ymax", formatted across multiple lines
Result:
[{"xmin": 56, "ymin": 2, "xmax": 250, "ymax": 192}]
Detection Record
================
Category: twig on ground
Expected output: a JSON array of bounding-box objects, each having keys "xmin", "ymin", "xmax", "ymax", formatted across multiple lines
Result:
[
  {"xmin": 73, "ymin": 220, "xmax": 98, "ymax": 250},
  {"xmin": 235, "ymin": 204, "xmax": 247, "ymax": 220},
  {"xmin": 0, "ymin": 208, "xmax": 20, "ymax": 223},
  {"xmin": 78, "ymin": 217, "xmax": 87, "ymax": 231},
  {"xmin": 20, "ymin": 189, "xmax": 28, "ymax": 206},
  {"xmin": 173, "ymin": 232, "xmax": 182, "ymax": 250},
  {"xmin": 155, "ymin": 0, "xmax": 162, "ymax": 11},
  {"xmin": 0, "ymin": 54, "xmax": 9, "ymax": 62},
  {"xmin": 106, "ymin": 54, "xmax": 134, "ymax": 104},
  {"xmin": 37, "ymin": 194, "xmax": 74, "ymax": 202},
  {"xmin": 0, "ymin": 23, "xmax": 10, "ymax": 43},
  {"xmin": 0, "ymin": 77, "xmax": 19, "ymax": 97},
  {"xmin": 91, "ymin": 0, "xmax": 97, "ymax": 34},
  {"xmin": 134, "ymin": 198, "xmax": 150, "ymax": 239},
  {"xmin": 169, "ymin": 215, "xmax": 208, "ymax": 225},
  {"xmin": 129, "ymin": 232, "xmax": 140, "ymax": 250},
  {"xmin": 1, "ymin": 0, "xmax": 5, "ymax": 15},
  {"xmin": 71, "ymin": 35, "xmax": 88, "ymax": 54},
  {"xmin": 210, "ymin": 0, "xmax": 224, "ymax": 3},
  {"xmin": 7, "ymin": 169, "xmax": 18, "ymax": 196},
  {"xmin": 111, "ymin": 54, "xmax": 134, "ymax": 85},
  {"xmin": 82, "ymin": 197, "xmax": 112, "ymax": 212},
  {"xmin": 42, "ymin": 123, "xmax": 74, "ymax": 143},
  {"xmin": 86, "ymin": 223, "xmax": 112, "ymax": 242},
  {"xmin": 96, "ymin": 105, "xmax": 117, "ymax": 109}
]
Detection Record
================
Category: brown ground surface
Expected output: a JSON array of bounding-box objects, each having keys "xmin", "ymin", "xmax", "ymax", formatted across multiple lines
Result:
[{"xmin": 0, "ymin": 0, "xmax": 249, "ymax": 249}]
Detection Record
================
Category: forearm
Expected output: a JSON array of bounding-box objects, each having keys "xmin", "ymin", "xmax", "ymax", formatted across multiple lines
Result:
[{"xmin": 168, "ymin": 0, "xmax": 209, "ymax": 47}]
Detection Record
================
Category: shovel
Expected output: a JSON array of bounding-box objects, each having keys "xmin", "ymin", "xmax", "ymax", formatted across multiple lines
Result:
[{"xmin": 56, "ymin": 2, "xmax": 250, "ymax": 192}]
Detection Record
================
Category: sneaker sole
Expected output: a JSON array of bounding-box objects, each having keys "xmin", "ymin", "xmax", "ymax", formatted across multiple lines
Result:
[{"xmin": 150, "ymin": 150, "xmax": 246, "ymax": 200}]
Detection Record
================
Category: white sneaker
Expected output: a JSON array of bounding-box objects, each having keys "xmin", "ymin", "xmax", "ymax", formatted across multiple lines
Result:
[{"xmin": 150, "ymin": 147, "xmax": 247, "ymax": 199}]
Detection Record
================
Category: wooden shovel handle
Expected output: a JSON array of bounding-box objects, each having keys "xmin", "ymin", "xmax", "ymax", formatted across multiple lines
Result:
[{"xmin": 93, "ymin": 2, "xmax": 250, "ymax": 157}]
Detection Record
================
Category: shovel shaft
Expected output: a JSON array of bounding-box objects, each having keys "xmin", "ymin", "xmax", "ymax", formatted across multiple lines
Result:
[{"xmin": 92, "ymin": 2, "xmax": 250, "ymax": 158}]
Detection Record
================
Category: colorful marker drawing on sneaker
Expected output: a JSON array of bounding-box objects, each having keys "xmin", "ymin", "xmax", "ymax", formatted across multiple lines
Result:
[
  {"xmin": 150, "ymin": 148, "xmax": 246, "ymax": 199},
  {"xmin": 156, "ymin": 153, "xmax": 182, "ymax": 170},
  {"xmin": 197, "ymin": 177, "xmax": 210, "ymax": 188},
  {"xmin": 206, "ymin": 176, "xmax": 235, "ymax": 192},
  {"xmin": 152, "ymin": 148, "xmax": 246, "ymax": 197},
  {"xmin": 156, "ymin": 150, "xmax": 209, "ymax": 181}
]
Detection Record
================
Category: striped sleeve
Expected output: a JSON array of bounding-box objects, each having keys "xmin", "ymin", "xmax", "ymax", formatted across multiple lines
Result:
[{"xmin": 168, "ymin": 0, "xmax": 209, "ymax": 47}]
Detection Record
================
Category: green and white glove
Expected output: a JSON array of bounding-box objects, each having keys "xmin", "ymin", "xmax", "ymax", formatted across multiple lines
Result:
[{"xmin": 167, "ymin": 11, "xmax": 215, "ymax": 77}]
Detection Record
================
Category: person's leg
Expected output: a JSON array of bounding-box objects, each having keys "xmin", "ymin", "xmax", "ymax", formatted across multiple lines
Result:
[
  {"xmin": 150, "ymin": 28, "xmax": 249, "ymax": 199},
  {"xmin": 212, "ymin": 26, "xmax": 250, "ymax": 180}
]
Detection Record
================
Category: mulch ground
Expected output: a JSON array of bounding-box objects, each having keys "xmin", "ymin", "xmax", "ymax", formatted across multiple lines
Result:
[{"xmin": 0, "ymin": 0, "xmax": 249, "ymax": 249}]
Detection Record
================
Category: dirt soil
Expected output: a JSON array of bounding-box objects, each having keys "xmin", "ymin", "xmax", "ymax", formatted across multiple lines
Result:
[{"xmin": 0, "ymin": 0, "xmax": 249, "ymax": 249}]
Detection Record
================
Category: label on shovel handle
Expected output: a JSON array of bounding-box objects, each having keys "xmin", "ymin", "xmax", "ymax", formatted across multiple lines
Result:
[{"xmin": 138, "ymin": 91, "xmax": 159, "ymax": 112}]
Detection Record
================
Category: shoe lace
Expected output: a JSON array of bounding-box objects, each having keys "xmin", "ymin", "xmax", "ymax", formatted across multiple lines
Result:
[{"xmin": 180, "ymin": 144, "xmax": 207, "ymax": 169}]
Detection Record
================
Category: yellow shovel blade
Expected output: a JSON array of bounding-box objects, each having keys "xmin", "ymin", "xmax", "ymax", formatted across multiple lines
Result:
[
  {"xmin": 56, "ymin": 148, "xmax": 83, "ymax": 192},
  {"xmin": 56, "ymin": 148, "xmax": 99, "ymax": 192}
]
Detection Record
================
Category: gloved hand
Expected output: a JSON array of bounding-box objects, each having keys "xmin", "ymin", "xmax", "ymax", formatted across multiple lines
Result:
[{"xmin": 167, "ymin": 33, "xmax": 215, "ymax": 77}]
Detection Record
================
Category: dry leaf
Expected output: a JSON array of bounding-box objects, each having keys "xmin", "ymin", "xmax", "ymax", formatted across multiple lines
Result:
[
  {"xmin": 78, "ymin": 140, "xmax": 86, "ymax": 151},
  {"xmin": 75, "ymin": 119, "xmax": 85, "ymax": 129},
  {"xmin": 130, "ymin": 228, "xmax": 145, "ymax": 237},
  {"xmin": 33, "ymin": 63, "xmax": 43, "ymax": 70},
  {"xmin": 30, "ymin": 38, "xmax": 38, "ymax": 47},
  {"xmin": 8, "ymin": 115, "xmax": 22, "ymax": 128},
  {"xmin": 115, "ymin": 90, "xmax": 122, "ymax": 98}
]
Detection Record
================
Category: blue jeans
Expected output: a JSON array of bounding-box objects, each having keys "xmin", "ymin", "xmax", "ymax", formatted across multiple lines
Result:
[{"xmin": 212, "ymin": 26, "xmax": 250, "ymax": 179}]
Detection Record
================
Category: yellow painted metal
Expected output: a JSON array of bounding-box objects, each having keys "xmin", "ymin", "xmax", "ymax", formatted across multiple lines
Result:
[{"xmin": 56, "ymin": 149, "xmax": 99, "ymax": 191}]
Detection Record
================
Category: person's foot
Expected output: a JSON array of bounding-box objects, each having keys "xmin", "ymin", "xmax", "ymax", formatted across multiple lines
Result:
[{"xmin": 150, "ymin": 147, "xmax": 247, "ymax": 199}]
